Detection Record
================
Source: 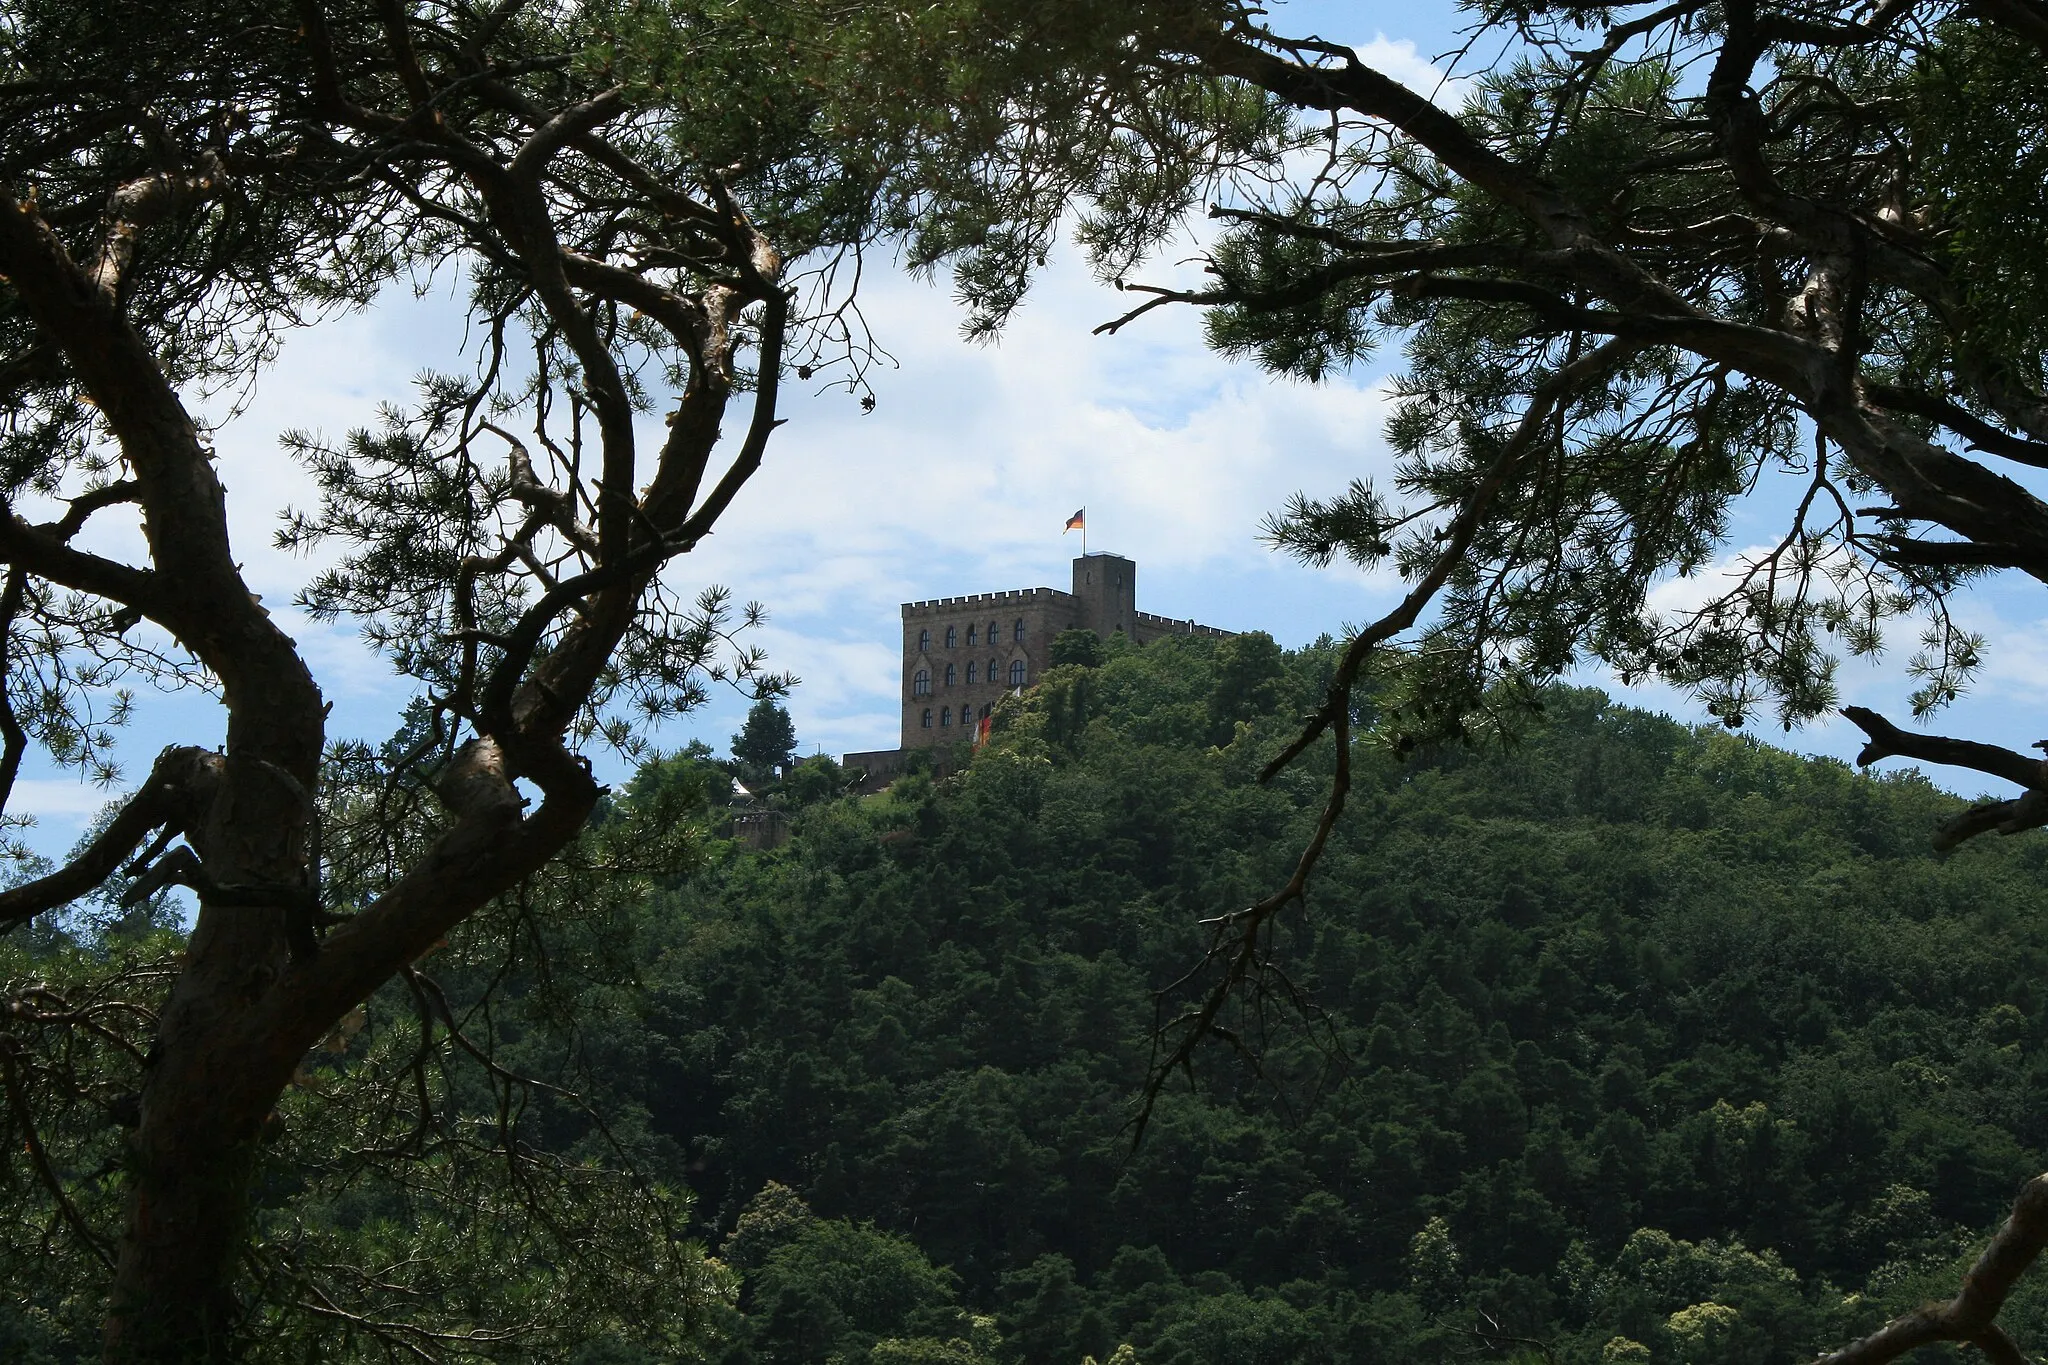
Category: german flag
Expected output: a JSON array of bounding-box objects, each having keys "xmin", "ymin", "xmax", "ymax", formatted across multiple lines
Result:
[{"xmin": 1063, "ymin": 508, "xmax": 1084, "ymax": 533}]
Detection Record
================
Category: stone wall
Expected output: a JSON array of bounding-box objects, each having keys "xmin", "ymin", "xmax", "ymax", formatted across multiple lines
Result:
[
  {"xmin": 900, "ymin": 586, "xmax": 1072, "ymax": 751},
  {"xmin": 850, "ymin": 553, "xmax": 1237, "ymax": 773}
]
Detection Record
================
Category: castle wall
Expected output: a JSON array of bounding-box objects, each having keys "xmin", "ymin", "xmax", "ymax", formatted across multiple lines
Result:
[
  {"xmin": 857, "ymin": 554, "xmax": 1237, "ymax": 763},
  {"xmin": 899, "ymin": 586, "xmax": 1078, "ymax": 751},
  {"xmin": 1132, "ymin": 611, "xmax": 1233, "ymax": 643}
]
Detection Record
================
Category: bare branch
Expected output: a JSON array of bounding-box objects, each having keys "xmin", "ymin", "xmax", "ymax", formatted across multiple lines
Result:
[
  {"xmin": 0, "ymin": 745, "xmax": 221, "ymax": 925},
  {"xmin": 91, "ymin": 157, "xmax": 226, "ymax": 299},
  {"xmin": 1816, "ymin": 1175, "xmax": 2048, "ymax": 1365},
  {"xmin": 262, "ymin": 735, "xmax": 597, "ymax": 1062},
  {"xmin": 0, "ymin": 1044, "xmax": 116, "ymax": 1270},
  {"xmin": 1973, "ymin": 0, "xmax": 2048, "ymax": 61},
  {"xmin": 0, "ymin": 568, "xmax": 27, "ymax": 820},
  {"xmin": 506, "ymin": 87, "xmax": 629, "ymax": 185},
  {"xmin": 1864, "ymin": 382, "xmax": 2048, "ymax": 471},
  {"xmin": 1840, "ymin": 705, "xmax": 2046, "ymax": 791},
  {"xmin": 1840, "ymin": 706, "xmax": 2048, "ymax": 849}
]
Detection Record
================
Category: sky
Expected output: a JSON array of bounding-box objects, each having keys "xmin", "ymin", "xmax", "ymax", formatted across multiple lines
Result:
[{"xmin": 12, "ymin": 0, "xmax": 2048, "ymax": 859}]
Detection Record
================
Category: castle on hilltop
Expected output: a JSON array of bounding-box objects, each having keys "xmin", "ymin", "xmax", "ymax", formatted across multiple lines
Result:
[{"xmin": 842, "ymin": 552, "xmax": 1233, "ymax": 783}]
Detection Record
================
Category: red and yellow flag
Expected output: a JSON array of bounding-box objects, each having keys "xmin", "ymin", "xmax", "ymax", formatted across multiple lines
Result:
[{"xmin": 1063, "ymin": 508, "xmax": 1085, "ymax": 532}]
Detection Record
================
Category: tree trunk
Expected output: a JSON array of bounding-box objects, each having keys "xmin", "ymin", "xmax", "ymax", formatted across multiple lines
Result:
[
  {"xmin": 103, "ymin": 1092, "xmax": 262, "ymax": 1361},
  {"xmin": 102, "ymin": 705, "xmax": 322, "ymax": 1358}
]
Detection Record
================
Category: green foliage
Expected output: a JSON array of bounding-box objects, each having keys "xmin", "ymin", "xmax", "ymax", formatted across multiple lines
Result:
[
  {"xmin": 735, "ymin": 700, "xmax": 802, "ymax": 783},
  {"xmin": 780, "ymin": 757, "xmax": 854, "ymax": 809},
  {"xmin": 1908, "ymin": 21, "xmax": 2048, "ymax": 382},
  {"xmin": 2, "ymin": 739, "xmax": 743, "ymax": 1359},
  {"xmin": 603, "ymin": 637, "xmax": 2048, "ymax": 1365},
  {"xmin": 1206, "ymin": 632, "xmax": 1285, "ymax": 745},
  {"xmin": 1051, "ymin": 629, "xmax": 1106, "ymax": 669},
  {"xmin": 622, "ymin": 742, "xmax": 730, "ymax": 821},
  {"xmin": 754, "ymin": 1230, "xmax": 956, "ymax": 1362}
]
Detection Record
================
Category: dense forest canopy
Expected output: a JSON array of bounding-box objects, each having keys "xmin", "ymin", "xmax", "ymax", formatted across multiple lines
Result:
[{"xmin": 16, "ymin": 632, "xmax": 2048, "ymax": 1363}]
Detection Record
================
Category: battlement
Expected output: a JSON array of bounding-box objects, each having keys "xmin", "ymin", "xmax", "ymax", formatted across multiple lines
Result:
[
  {"xmin": 1135, "ymin": 610, "xmax": 1234, "ymax": 639},
  {"xmin": 853, "ymin": 554, "xmax": 1238, "ymax": 775},
  {"xmin": 903, "ymin": 586, "xmax": 1070, "ymax": 614}
]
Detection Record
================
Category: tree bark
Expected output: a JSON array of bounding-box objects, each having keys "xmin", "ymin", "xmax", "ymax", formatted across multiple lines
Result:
[{"xmin": 1, "ymin": 170, "xmax": 329, "ymax": 1364}]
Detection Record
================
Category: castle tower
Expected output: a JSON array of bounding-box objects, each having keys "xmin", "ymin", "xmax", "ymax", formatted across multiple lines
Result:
[
  {"xmin": 839, "ymin": 551, "xmax": 1236, "ymax": 786},
  {"xmin": 1071, "ymin": 552, "xmax": 1136, "ymax": 639}
]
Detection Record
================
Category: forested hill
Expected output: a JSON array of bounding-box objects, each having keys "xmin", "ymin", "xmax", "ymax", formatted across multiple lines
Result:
[
  {"xmin": 17, "ymin": 632, "xmax": 2046, "ymax": 1363},
  {"xmin": 613, "ymin": 633, "xmax": 2048, "ymax": 1365}
]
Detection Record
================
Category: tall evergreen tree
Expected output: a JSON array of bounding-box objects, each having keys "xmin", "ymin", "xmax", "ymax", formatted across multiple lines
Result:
[{"xmin": 734, "ymin": 699, "xmax": 800, "ymax": 783}]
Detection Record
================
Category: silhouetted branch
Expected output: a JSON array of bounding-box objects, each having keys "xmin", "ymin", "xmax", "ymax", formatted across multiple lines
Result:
[
  {"xmin": 0, "ymin": 745, "xmax": 221, "ymax": 926},
  {"xmin": 1841, "ymin": 706, "xmax": 2048, "ymax": 850},
  {"xmin": 1135, "ymin": 339, "xmax": 1634, "ymax": 1142},
  {"xmin": 1816, "ymin": 1175, "xmax": 2048, "ymax": 1365}
]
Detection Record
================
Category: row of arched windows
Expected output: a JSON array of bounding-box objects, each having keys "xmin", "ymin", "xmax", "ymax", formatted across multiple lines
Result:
[
  {"xmin": 918, "ymin": 619, "xmax": 1029, "ymax": 652},
  {"xmin": 912, "ymin": 658, "xmax": 1027, "ymax": 697},
  {"xmin": 920, "ymin": 702, "xmax": 996, "ymax": 729}
]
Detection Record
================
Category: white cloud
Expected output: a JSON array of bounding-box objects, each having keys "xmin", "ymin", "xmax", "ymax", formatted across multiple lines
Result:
[
  {"xmin": 9, "ymin": 778, "xmax": 124, "ymax": 825},
  {"xmin": 1354, "ymin": 34, "xmax": 1474, "ymax": 108}
]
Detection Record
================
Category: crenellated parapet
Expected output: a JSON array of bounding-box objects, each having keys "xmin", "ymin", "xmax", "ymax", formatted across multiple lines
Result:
[{"xmin": 848, "ymin": 553, "xmax": 1237, "ymax": 779}]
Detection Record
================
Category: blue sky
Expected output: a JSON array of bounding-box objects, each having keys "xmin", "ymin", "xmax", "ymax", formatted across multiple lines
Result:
[{"xmin": 12, "ymin": 1, "xmax": 2048, "ymax": 857}]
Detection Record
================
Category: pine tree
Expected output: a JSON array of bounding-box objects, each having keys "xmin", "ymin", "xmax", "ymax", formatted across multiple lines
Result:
[{"xmin": 733, "ymin": 699, "xmax": 800, "ymax": 784}]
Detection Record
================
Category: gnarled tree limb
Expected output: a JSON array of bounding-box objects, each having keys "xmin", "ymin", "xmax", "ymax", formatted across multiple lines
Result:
[
  {"xmin": 0, "ymin": 745, "xmax": 221, "ymax": 925},
  {"xmin": 1816, "ymin": 1174, "xmax": 2048, "ymax": 1365},
  {"xmin": 1840, "ymin": 705, "xmax": 2046, "ymax": 790},
  {"xmin": 1841, "ymin": 706, "xmax": 2048, "ymax": 849}
]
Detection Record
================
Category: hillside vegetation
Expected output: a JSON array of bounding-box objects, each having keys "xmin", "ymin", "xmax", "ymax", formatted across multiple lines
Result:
[
  {"xmin": 639, "ymin": 634, "xmax": 2048, "ymax": 1364},
  {"xmin": 11, "ymin": 633, "xmax": 2048, "ymax": 1363}
]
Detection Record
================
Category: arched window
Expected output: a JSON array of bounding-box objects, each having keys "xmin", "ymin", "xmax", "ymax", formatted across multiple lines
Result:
[
  {"xmin": 945, "ymin": 625, "xmax": 958, "ymax": 648},
  {"xmin": 1008, "ymin": 659, "xmax": 1026, "ymax": 686},
  {"xmin": 918, "ymin": 628, "xmax": 930, "ymax": 651},
  {"xmin": 987, "ymin": 657, "xmax": 997, "ymax": 682},
  {"xmin": 967, "ymin": 624, "xmax": 979, "ymax": 646},
  {"xmin": 913, "ymin": 669, "xmax": 931, "ymax": 696},
  {"xmin": 1012, "ymin": 618, "xmax": 1025, "ymax": 642},
  {"xmin": 987, "ymin": 620, "xmax": 997, "ymax": 643},
  {"xmin": 966, "ymin": 662, "xmax": 978, "ymax": 683},
  {"xmin": 940, "ymin": 706, "xmax": 952, "ymax": 726},
  {"xmin": 921, "ymin": 708, "xmax": 933, "ymax": 728},
  {"xmin": 944, "ymin": 663, "xmax": 957, "ymax": 686}
]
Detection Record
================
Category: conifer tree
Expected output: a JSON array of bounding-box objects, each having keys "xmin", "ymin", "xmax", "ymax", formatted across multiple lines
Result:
[{"xmin": 733, "ymin": 698, "xmax": 800, "ymax": 784}]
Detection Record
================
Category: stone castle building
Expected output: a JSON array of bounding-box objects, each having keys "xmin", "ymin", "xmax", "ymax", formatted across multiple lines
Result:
[{"xmin": 842, "ymin": 552, "xmax": 1231, "ymax": 782}]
